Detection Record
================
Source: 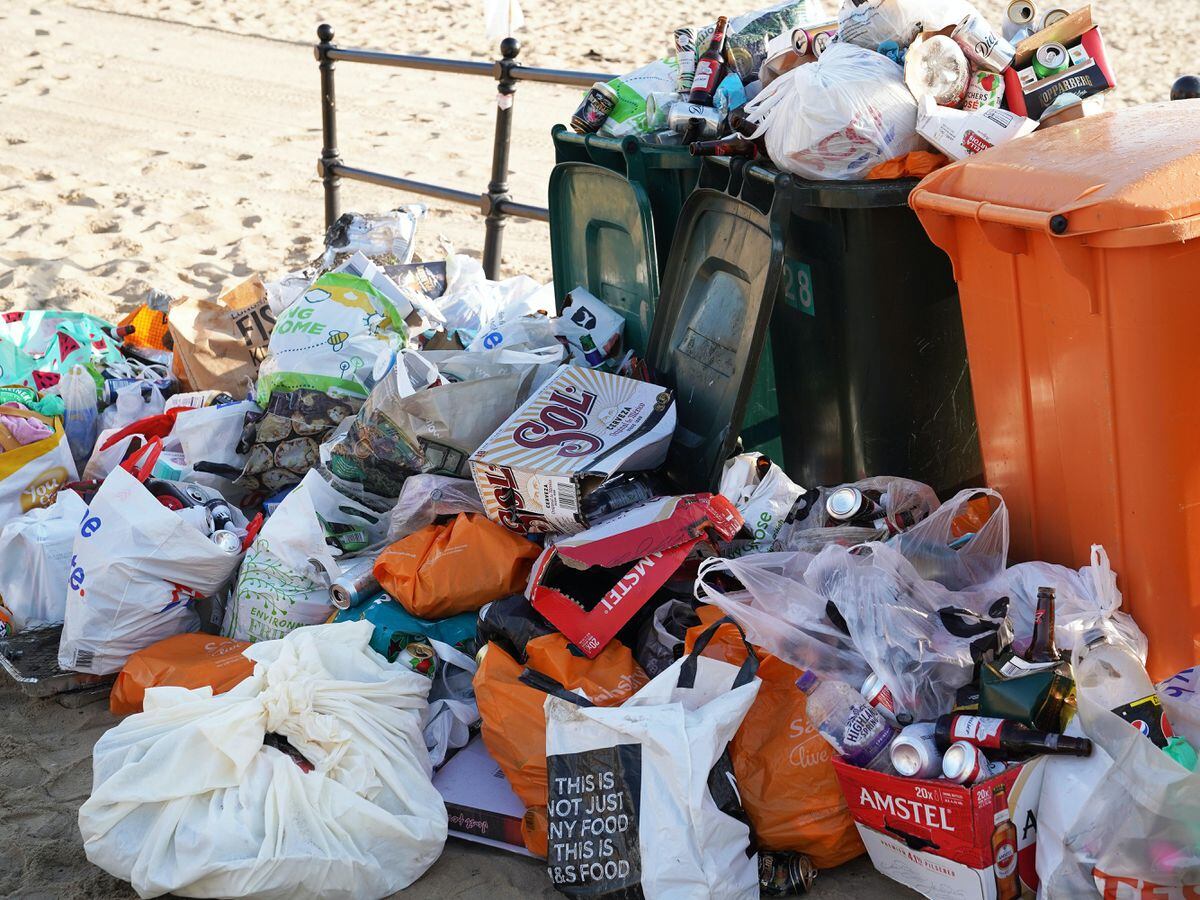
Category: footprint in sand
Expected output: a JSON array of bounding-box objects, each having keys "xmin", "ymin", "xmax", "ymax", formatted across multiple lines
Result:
[
  {"xmin": 235, "ymin": 153, "xmax": 253, "ymax": 161},
  {"xmin": 34, "ymin": 28, "xmax": 48, "ymax": 36},
  {"xmin": 88, "ymin": 218, "xmax": 118, "ymax": 234},
  {"xmin": 34, "ymin": 170, "xmax": 52, "ymax": 181},
  {"xmin": 242, "ymin": 215, "xmax": 261, "ymax": 228}
]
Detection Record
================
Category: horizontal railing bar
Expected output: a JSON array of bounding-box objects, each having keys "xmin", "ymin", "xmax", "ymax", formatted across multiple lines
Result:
[
  {"xmin": 513, "ymin": 66, "xmax": 609, "ymax": 87},
  {"xmin": 330, "ymin": 164, "xmax": 481, "ymax": 208},
  {"xmin": 327, "ymin": 47, "xmax": 610, "ymax": 89},
  {"xmin": 495, "ymin": 199, "xmax": 549, "ymax": 222}
]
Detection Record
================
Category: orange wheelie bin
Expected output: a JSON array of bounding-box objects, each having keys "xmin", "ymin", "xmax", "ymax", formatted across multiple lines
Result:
[{"xmin": 910, "ymin": 102, "xmax": 1200, "ymax": 680}]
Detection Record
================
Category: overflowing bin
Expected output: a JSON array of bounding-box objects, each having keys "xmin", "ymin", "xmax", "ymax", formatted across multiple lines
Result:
[{"xmin": 910, "ymin": 101, "xmax": 1200, "ymax": 680}]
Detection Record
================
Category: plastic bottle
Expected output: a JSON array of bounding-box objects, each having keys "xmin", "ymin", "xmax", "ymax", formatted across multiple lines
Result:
[
  {"xmin": 60, "ymin": 364, "xmax": 99, "ymax": 472},
  {"xmin": 1076, "ymin": 629, "xmax": 1199, "ymax": 769},
  {"xmin": 796, "ymin": 671, "xmax": 896, "ymax": 772}
]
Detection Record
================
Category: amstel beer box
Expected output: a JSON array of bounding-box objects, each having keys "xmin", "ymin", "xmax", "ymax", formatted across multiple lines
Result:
[
  {"xmin": 470, "ymin": 366, "xmax": 675, "ymax": 535},
  {"xmin": 1002, "ymin": 8, "xmax": 1115, "ymax": 119},
  {"xmin": 832, "ymin": 757, "xmax": 1044, "ymax": 900}
]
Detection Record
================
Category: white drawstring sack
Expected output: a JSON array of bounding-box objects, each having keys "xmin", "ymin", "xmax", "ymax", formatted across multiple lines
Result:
[{"xmin": 744, "ymin": 42, "xmax": 923, "ymax": 180}]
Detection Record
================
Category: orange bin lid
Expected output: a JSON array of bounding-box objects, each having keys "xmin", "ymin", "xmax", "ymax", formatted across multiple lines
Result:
[{"xmin": 910, "ymin": 101, "xmax": 1200, "ymax": 248}]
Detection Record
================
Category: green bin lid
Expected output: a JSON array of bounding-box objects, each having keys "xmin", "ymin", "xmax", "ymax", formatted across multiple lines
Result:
[
  {"xmin": 548, "ymin": 162, "xmax": 659, "ymax": 356},
  {"xmin": 646, "ymin": 188, "xmax": 782, "ymax": 491}
]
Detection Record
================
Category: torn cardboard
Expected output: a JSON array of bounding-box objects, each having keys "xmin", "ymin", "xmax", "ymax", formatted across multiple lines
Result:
[
  {"xmin": 1003, "ymin": 7, "xmax": 1115, "ymax": 119},
  {"xmin": 527, "ymin": 493, "xmax": 743, "ymax": 657},
  {"xmin": 470, "ymin": 365, "xmax": 676, "ymax": 535}
]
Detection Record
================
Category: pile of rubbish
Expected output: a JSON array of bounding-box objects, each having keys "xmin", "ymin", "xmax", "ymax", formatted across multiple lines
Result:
[
  {"xmin": 0, "ymin": 5, "xmax": 1192, "ymax": 900},
  {"xmin": 571, "ymin": 0, "xmax": 1116, "ymax": 174}
]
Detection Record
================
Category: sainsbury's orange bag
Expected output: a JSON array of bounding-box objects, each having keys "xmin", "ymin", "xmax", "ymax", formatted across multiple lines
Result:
[
  {"xmin": 110, "ymin": 633, "xmax": 255, "ymax": 716},
  {"xmin": 474, "ymin": 633, "xmax": 648, "ymax": 856},
  {"xmin": 685, "ymin": 607, "xmax": 864, "ymax": 868},
  {"xmin": 374, "ymin": 512, "xmax": 540, "ymax": 619}
]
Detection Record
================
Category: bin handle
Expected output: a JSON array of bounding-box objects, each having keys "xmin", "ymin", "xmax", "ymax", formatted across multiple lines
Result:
[{"xmin": 910, "ymin": 192, "xmax": 1054, "ymax": 234}]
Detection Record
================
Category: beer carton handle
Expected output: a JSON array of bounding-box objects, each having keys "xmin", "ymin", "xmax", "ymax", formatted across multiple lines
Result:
[{"xmin": 883, "ymin": 815, "xmax": 940, "ymax": 852}]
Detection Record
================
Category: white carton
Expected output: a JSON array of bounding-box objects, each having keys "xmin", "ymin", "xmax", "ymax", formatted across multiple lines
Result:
[{"xmin": 916, "ymin": 95, "xmax": 1037, "ymax": 161}]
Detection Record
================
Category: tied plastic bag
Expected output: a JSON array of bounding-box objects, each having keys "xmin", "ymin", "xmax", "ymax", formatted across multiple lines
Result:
[
  {"xmin": 744, "ymin": 41, "xmax": 923, "ymax": 180},
  {"xmin": 385, "ymin": 474, "xmax": 485, "ymax": 541},
  {"xmin": 224, "ymin": 470, "xmax": 385, "ymax": 643},
  {"xmin": 804, "ymin": 542, "xmax": 1012, "ymax": 720},
  {"xmin": 109, "ymin": 633, "xmax": 254, "ymax": 715},
  {"xmin": 373, "ymin": 512, "xmax": 540, "ymax": 619},
  {"xmin": 79, "ymin": 621, "xmax": 448, "ymax": 899},
  {"xmin": 538, "ymin": 618, "xmax": 761, "ymax": 899},
  {"xmin": 837, "ymin": 0, "xmax": 973, "ymax": 50},
  {"xmin": 58, "ymin": 463, "xmax": 243, "ymax": 675},
  {"xmin": 255, "ymin": 272, "xmax": 408, "ymax": 406},
  {"xmin": 890, "ymin": 487, "xmax": 1009, "ymax": 590},
  {"xmin": 719, "ymin": 452, "xmax": 804, "ymax": 555},
  {"xmin": 474, "ymin": 634, "xmax": 648, "ymax": 856},
  {"xmin": 0, "ymin": 488, "xmax": 87, "ymax": 630},
  {"xmin": 684, "ymin": 608, "xmax": 863, "ymax": 867}
]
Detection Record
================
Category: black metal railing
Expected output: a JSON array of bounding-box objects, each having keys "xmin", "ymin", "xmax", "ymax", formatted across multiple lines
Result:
[{"xmin": 315, "ymin": 24, "xmax": 611, "ymax": 279}]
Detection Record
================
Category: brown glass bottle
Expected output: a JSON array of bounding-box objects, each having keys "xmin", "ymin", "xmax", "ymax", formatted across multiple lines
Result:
[
  {"xmin": 688, "ymin": 16, "xmax": 728, "ymax": 106},
  {"xmin": 991, "ymin": 783, "xmax": 1020, "ymax": 900},
  {"xmin": 688, "ymin": 135, "xmax": 760, "ymax": 159},
  {"xmin": 934, "ymin": 714, "xmax": 1092, "ymax": 758},
  {"xmin": 1026, "ymin": 586, "xmax": 1060, "ymax": 664}
]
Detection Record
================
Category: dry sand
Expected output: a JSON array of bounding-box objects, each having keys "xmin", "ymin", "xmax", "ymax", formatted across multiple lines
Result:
[{"xmin": 0, "ymin": 0, "xmax": 1196, "ymax": 897}]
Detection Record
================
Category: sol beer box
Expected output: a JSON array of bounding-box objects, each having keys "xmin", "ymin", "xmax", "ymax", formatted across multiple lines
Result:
[
  {"xmin": 1002, "ymin": 8, "xmax": 1115, "ymax": 120},
  {"xmin": 470, "ymin": 366, "xmax": 676, "ymax": 535},
  {"xmin": 832, "ymin": 757, "xmax": 1045, "ymax": 900}
]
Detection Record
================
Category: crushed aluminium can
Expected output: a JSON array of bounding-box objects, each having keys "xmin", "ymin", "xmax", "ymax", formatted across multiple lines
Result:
[{"xmin": 760, "ymin": 851, "xmax": 817, "ymax": 896}]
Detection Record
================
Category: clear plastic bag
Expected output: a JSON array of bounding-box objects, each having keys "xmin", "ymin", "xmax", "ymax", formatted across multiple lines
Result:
[
  {"xmin": 744, "ymin": 42, "xmax": 923, "ymax": 180},
  {"xmin": 837, "ymin": 0, "xmax": 975, "ymax": 50},
  {"xmin": 889, "ymin": 486, "xmax": 1008, "ymax": 590},
  {"xmin": 803, "ymin": 542, "xmax": 1012, "ymax": 720},
  {"xmin": 385, "ymin": 474, "xmax": 484, "ymax": 542},
  {"xmin": 780, "ymin": 475, "xmax": 939, "ymax": 554}
]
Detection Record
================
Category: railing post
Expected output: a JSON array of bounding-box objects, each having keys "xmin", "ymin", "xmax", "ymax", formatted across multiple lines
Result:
[
  {"xmin": 316, "ymin": 23, "xmax": 342, "ymax": 231},
  {"xmin": 482, "ymin": 37, "xmax": 520, "ymax": 280}
]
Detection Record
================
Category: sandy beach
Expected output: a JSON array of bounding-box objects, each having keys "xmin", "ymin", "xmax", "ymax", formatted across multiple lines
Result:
[{"xmin": 0, "ymin": 0, "xmax": 1196, "ymax": 897}]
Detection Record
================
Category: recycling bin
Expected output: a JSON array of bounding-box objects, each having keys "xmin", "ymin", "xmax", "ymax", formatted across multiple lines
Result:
[{"xmin": 910, "ymin": 101, "xmax": 1200, "ymax": 679}]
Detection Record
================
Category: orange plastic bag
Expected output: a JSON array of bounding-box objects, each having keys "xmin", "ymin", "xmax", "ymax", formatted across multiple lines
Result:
[
  {"xmin": 374, "ymin": 512, "xmax": 540, "ymax": 619},
  {"xmin": 474, "ymin": 633, "xmax": 648, "ymax": 857},
  {"xmin": 867, "ymin": 150, "xmax": 948, "ymax": 180},
  {"xmin": 110, "ymin": 633, "xmax": 255, "ymax": 716},
  {"xmin": 685, "ymin": 607, "xmax": 864, "ymax": 868}
]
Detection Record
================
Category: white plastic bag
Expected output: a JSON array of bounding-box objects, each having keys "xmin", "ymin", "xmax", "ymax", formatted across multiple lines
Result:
[
  {"xmin": 224, "ymin": 470, "xmax": 381, "ymax": 643},
  {"xmin": 745, "ymin": 42, "xmax": 923, "ymax": 180},
  {"xmin": 540, "ymin": 618, "xmax": 761, "ymax": 899},
  {"xmin": 79, "ymin": 620, "xmax": 448, "ymax": 899},
  {"xmin": 0, "ymin": 489, "xmax": 87, "ymax": 630},
  {"xmin": 437, "ymin": 254, "xmax": 550, "ymax": 342},
  {"xmin": 58, "ymin": 465, "xmax": 243, "ymax": 674},
  {"xmin": 890, "ymin": 486, "xmax": 1008, "ymax": 590},
  {"xmin": 719, "ymin": 452, "xmax": 804, "ymax": 555},
  {"xmin": 97, "ymin": 381, "xmax": 165, "ymax": 434},
  {"xmin": 425, "ymin": 639, "xmax": 479, "ymax": 768},
  {"xmin": 837, "ymin": 0, "xmax": 974, "ymax": 50}
]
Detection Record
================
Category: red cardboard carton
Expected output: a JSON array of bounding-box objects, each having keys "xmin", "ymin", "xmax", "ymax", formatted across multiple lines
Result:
[
  {"xmin": 1003, "ymin": 8, "xmax": 1115, "ymax": 119},
  {"xmin": 832, "ymin": 757, "xmax": 1044, "ymax": 899}
]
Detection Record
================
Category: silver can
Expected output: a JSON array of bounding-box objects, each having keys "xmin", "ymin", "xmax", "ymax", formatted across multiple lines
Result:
[
  {"xmin": 952, "ymin": 12, "xmax": 1017, "ymax": 73},
  {"xmin": 890, "ymin": 722, "xmax": 942, "ymax": 779},
  {"xmin": 1004, "ymin": 0, "xmax": 1038, "ymax": 40},
  {"xmin": 942, "ymin": 740, "xmax": 1006, "ymax": 784},
  {"xmin": 211, "ymin": 529, "xmax": 243, "ymax": 554},
  {"xmin": 329, "ymin": 556, "xmax": 381, "ymax": 610},
  {"xmin": 645, "ymin": 91, "xmax": 679, "ymax": 131},
  {"xmin": 667, "ymin": 103, "xmax": 722, "ymax": 138},
  {"xmin": 1040, "ymin": 7, "xmax": 1071, "ymax": 30}
]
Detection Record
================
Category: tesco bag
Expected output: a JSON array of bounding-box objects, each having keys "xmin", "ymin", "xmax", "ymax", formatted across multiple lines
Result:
[
  {"xmin": 0, "ymin": 488, "xmax": 87, "ymax": 630},
  {"xmin": 58, "ymin": 462, "xmax": 243, "ymax": 675},
  {"xmin": 79, "ymin": 621, "xmax": 447, "ymax": 899},
  {"xmin": 538, "ymin": 618, "xmax": 761, "ymax": 899},
  {"xmin": 744, "ymin": 41, "xmax": 922, "ymax": 180}
]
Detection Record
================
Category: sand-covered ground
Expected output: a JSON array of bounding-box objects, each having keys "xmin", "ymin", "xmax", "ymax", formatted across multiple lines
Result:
[{"xmin": 0, "ymin": 0, "xmax": 1195, "ymax": 897}]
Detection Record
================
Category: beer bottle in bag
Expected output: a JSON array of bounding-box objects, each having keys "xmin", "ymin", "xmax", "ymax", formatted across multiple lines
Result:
[
  {"xmin": 934, "ymin": 714, "xmax": 1093, "ymax": 758},
  {"xmin": 688, "ymin": 16, "xmax": 728, "ymax": 106}
]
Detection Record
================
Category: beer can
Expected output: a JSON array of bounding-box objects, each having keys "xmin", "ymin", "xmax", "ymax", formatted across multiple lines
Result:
[
  {"xmin": 963, "ymin": 69, "xmax": 1006, "ymax": 111},
  {"xmin": 329, "ymin": 556, "xmax": 380, "ymax": 610},
  {"xmin": 791, "ymin": 26, "xmax": 810, "ymax": 57},
  {"xmin": 666, "ymin": 103, "xmax": 722, "ymax": 138},
  {"xmin": 952, "ymin": 13, "xmax": 1017, "ymax": 74},
  {"xmin": 1032, "ymin": 41, "xmax": 1070, "ymax": 79},
  {"xmin": 570, "ymin": 82, "xmax": 618, "ymax": 135},
  {"xmin": 861, "ymin": 673, "xmax": 898, "ymax": 725},
  {"xmin": 398, "ymin": 640, "xmax": 437, "ymax": 676},
  {"xmin": 1005, "ymin": 0, "xmax": 1038, "ymax": 38},
  {"xmin": 1040, "ymin": 7, "xmax": 1071, "ymax": 31},
  {"xmin": 674, "ymin": 28, "xmax": 697, "ymax": 94},
  {"xmin": 890, "ymin": 722, "xmax": 942, "ymax": 779},
  {"xmin": 211, "ymin": 529, "xmax": 243, "ymax": 555},
  {"xmin": 644, "ymin": 91, "xmax": 678, "ymax": 131},
  {"xmin": 942, "ymin": 740, "xmax": 1006, "ymax": 784},
  {"xmin": 759, "ymin": 851, "xmax": 817, "ymax": 896}
]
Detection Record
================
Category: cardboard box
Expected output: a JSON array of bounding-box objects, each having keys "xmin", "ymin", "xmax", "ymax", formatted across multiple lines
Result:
[
  {"xmin": 916, "ymin": 96, "xmax": 1037, "ymax": 161},
  {"xmin": 1002, "ymin": 8, "xmax": 1115, "ymax": 119},
  {"xmin": 832, "ymin": 757, "xmax": 1044, "ymax": 899},
  {"xmin": 528, "ymin": 494, "xmax": 743, "ymax": 657},
  {"xmin": 470, "ymin": 366, "xmax": 676, "ymax": 535},
  {"xmin": 434, "ymin": 735, "xmax": 536, "ymax": 858}
]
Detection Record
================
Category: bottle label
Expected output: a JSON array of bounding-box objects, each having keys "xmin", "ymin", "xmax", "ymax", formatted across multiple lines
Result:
[
  {"xmin": 998, "ymin": 654, "xmax": 1059, "ymax": 677},
  {"xmin": 952, "ymin": 715, "xmax": 1004, "ymax": 749},
  {"xmin": 840, "ymin": 704, "xmax": 894, "ymax": 768},
  {"xmin": 1111, "ymin": 693, "xmax": 1174, "ymax": 750},
  {"xmin": 994, "ymin": 840, "xmax": 1017, "ymax": 878},
  {"xmin": 692, "ymin": 62, "xmax": 717, "ymax": 94}
]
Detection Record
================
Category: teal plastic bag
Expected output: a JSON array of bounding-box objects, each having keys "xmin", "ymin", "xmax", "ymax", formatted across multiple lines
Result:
[{"xmin": 333, "ymin": 593, "xmax": 476, "ymax": 661}]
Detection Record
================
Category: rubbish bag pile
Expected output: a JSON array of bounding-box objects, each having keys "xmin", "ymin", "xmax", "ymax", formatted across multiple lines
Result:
[{"xmin": 569, "ymin": 0, "xmax": 1116, "ymax": 175}]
